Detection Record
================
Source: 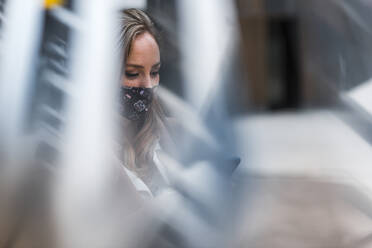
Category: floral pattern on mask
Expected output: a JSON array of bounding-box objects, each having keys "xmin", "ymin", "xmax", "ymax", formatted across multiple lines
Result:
[{"xmin": 120, "ymin": 86, "xmax": 154, "ymax": 121}]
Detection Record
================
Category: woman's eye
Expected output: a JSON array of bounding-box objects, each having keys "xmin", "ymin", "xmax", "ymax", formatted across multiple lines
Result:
[
  {"xmin": 125, "ymin": 72, "xmax": 139, "ymax": 78},
  {"xmin": 151, "ymin": 71, "xmax": 159, "ymax": 77}
]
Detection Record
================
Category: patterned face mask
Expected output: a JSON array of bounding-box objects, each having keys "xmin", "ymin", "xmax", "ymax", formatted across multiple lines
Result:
[{"xmin": 120, "ymin": 86, "xmax": 154, "ymax": 121}]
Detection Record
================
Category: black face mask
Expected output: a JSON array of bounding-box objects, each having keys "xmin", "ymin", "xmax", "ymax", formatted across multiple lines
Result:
[{"xmin": 120, "ymin": 86, "xmax": 154, "ymax": 121}]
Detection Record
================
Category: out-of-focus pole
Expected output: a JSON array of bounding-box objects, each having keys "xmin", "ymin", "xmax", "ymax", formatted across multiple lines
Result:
[
  {"xmin": 53, "ymin": 0, "xmax": 121, "ymax": 247},
  {"xmin": 53, "ymin": 0, "xmax": 145, "ymax": 247},
  {"xmin": 0, "ymin": 0, "xmax": 44, "ymax": 173},
  {"xmin": 0, "ymin": 0, "xmax": 45, "ymax": 246},
  {"xmin": 177, "ymin": 0, "xmax": 239, "ymax": 113}
]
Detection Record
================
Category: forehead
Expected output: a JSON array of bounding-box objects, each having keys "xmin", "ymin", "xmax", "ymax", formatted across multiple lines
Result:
[{"xmin": 127, "ymin": 32, "xmax": 160, "ymax": 64}]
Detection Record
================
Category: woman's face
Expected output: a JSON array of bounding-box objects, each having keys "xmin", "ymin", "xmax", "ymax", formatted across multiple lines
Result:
[{"xmin": 122, "ymin": 31, "xmax": 160, "ymax": 88}]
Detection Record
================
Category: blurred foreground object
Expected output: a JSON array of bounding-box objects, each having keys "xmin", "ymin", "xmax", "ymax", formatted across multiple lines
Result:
[
  {"xmin": 0, "ymin": 0, "xmax": 241, "ymax": 247},
  {"xmin": 3, "ymin": 0, "xmax": 372, "ymax": 247},
  {"xmin": 44, "ymin": 0, "xmax": 65, "ymax": 9}
]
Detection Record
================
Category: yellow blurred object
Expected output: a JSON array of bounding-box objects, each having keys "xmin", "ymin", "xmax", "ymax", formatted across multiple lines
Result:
[{"xmin": 44, "ymin": 0, "xmax": 64, "ymax": 9}]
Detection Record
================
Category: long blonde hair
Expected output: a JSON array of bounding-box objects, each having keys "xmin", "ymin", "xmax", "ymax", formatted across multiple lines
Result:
[{"xmin": 119, "ymin": 9, "xmax": 166, "ymax": 182}]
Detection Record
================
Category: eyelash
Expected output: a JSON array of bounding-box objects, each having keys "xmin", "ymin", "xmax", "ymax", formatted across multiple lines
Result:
[
  {"xmin": 125, "ymin": 72, "xmax": 139, "ymax": 78},
  {"xmin": 125, "ymin": 71, "xmax": 159, "ymax": 79},
  {"xmin": 151, "ymin": 71, "xmax": 159, "ymax": 77}
]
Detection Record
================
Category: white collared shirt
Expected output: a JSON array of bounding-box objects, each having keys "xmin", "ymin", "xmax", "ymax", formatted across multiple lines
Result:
[{"xmin": 124, "ymin": 143, "xmax": 169, "ymax": 198}]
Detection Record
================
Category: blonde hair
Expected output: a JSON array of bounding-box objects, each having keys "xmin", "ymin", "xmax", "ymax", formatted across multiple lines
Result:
[{"xmin": 119, "ymin": 9, "xmax": 166, "ymax": 183}]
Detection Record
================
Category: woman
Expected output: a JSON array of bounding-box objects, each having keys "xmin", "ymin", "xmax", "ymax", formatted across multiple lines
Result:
[{"xmin": 118, "ymin": 8, "xmax": 170, "ymax": 198}]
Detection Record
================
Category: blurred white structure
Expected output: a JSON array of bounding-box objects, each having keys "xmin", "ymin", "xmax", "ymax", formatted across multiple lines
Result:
[
  {"xmin": 178, "ymin": 0, "xmax": 239, "ymax": 113},
  {"xmin": 0, "ymin": 0, "xmax": 44, "ymax": 171}
]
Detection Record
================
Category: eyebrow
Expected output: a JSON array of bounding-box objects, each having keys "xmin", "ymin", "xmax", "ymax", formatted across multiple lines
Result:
[{"xmin": 126, "ymin": 62, "xmax": 161, "ymax": 69}]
